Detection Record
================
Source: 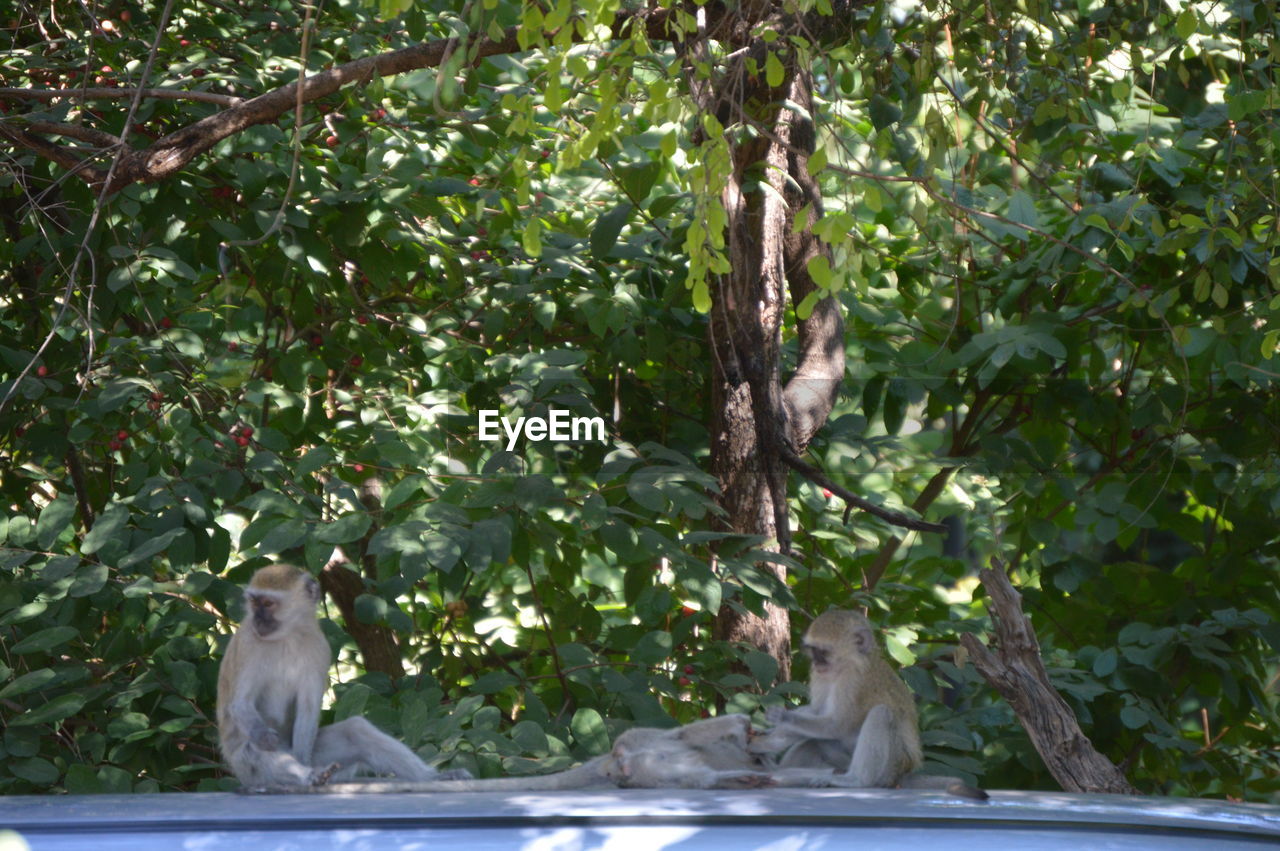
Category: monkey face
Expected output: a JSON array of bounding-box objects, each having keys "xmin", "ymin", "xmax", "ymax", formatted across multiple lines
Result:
[
  {"xmin": 248, "ymin": 592, "xmax": 284, "ymax": 638},
  {"xmin": 802, "ymin": 641, "xmax": 831, "ymax": 672}
]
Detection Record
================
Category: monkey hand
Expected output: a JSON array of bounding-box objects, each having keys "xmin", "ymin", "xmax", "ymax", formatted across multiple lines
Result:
[
  {"xmin": 763, "ymin": 704, "xmax": 789, "ymax": 725},
  {"xmin": 437, "ymin": 768, "xmax": 473, "ymax": 780},
  {"xmin": 746, "ymin": 729, "xmax": 790, "ymax": 755},
  {"xmin": 251, "ymin": 725, "xmax": 283, "ymax": 751}
]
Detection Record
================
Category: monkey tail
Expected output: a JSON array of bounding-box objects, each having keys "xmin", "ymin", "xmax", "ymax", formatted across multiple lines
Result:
[{"xmin": 897, "ymin": 773, "xmax": 989, "ymax": 801}]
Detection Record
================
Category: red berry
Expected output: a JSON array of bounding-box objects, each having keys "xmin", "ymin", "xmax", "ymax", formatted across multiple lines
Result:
[
  {"xmin": 822, "ymin": 488, "xmax": 833, "ymax": 499},
  {"xmin": 119, "ymin": 10, "xmax": 131, "ymax": 21},
  {"xmin": 116, "ymin": 429, "xmax": 129, "ymax": 441},
  {"xmin": 228, "ymin": 341, "xmax": 239, "ymax": 351},
  {"xmin": 159, "ymin": 317, "xmax": 173, "ymax": 329},
  {"xmin": 325, "ymin": 134, "xmax": 339, "ymax": 147},
  {"xmin": 371, "ymin": 108, "xmax": 386, "ymax": 121},
  {"xmin": 191, "ymin": 68, "xmax": 207, "ymax": 78},
  {"xmin": 234, "ymin": 435, "xmax": 250, "ymax": 447},
  {"xmin": 353, "ymin": 463, "xmax": 365, "ymax": 473},
  {"xmin": 36, "ymin": 365, "xmax": 48, "ymax": 377},
  {"xmin": 109, "ymin": 439, "xmax": 123, "ymax": 451},
  {"xmin": 147, "ymin": 400, "xmax": 160, "ymax": 411},
  {"xmin": 681, "ymin": 606, "xmax": 696, "ymax": 617},
  {"xmin": 310, "ymin": 333, "xmax": 323, "ymax": 346},
  {"xmin": 151, "ymin": 391, "xmax": 163, "ymax": 401},
  {"xmin": 468, "ymin": 177, "xmax": 480, "ymax": 186},
  {"xmin": 356, "ymin": 315, "xmax": 369, "ymax": 325},
  {"xmin": 349, "ymin": 356, "xmax": 363, "ymax": 367},
  {"xmin": 179, "ymin": 38, "xmax": 190, "ymax": 47},
  {"xmin": 241, "ymin": 426, "xmax": 254, "ymax": 438},
  {"xmin": 14, "ymin": 426, "xmax": 26, "ymax": 437},
  {"xmin": 683, "ymin": 665, "xmax": 694, "ymax": 674},
  {"xmin": 678, "ymin": 677, "xmax": 691, "ymax": 687}
]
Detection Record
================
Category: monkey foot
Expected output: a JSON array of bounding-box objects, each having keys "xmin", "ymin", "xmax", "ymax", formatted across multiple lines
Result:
[{"xmin": 311, "ymin": 762, "xmax": 341, "ymax": 787}]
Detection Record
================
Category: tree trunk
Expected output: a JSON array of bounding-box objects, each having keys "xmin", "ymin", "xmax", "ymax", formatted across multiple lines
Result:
[{"xmin": 708, "ymin": 49, "xmax": 845, "ymax": 681}]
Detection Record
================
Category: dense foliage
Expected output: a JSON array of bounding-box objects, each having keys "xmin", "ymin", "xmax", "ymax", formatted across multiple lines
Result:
[{"xmin": 1, "ymin": 0, "xmax": 1277, "ymax": 801}]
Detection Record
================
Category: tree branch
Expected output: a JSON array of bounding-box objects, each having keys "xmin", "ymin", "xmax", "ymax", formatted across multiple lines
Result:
[
  {"xmin": 0, "ymin": 86, "xmax": 243, "ymax": 107},
  {"xmin": 780, "ymin": 449, "xmax": 947, "ymax": 534},
  {"xmin": 0, "ymin": 7, "xmax": 713, "ymax": 193},
  {"xmin": 960, "ymin": 563, "xmax": 1138, "ymax": 794}
]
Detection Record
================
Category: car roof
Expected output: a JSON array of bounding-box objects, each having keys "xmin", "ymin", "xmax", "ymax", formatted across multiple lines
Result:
[{"xmin": 3, "ymin": 788, "xmax": 1279, "ymax": 850}]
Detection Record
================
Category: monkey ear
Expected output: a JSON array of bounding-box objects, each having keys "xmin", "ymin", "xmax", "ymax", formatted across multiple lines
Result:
[
  {"xmin": 852, "ymin": 622, "xmax": 876, "ymax": 655},
  {"xmin": 303, "ymin": 575, "xmax": 322, "ymax": 602}
]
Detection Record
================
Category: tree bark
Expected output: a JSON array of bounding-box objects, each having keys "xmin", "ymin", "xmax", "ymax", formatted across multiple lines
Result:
[
  {"xmin": 708, "ymin": 50, "xmax": 845, "ymax": 682},
  {"xmin": 321, "ymin": 555, "xmax": 406, "ymax": 680},
  {"xmin": 960, "ymin": 565, "xmax": 1138, "ymax": 794}
]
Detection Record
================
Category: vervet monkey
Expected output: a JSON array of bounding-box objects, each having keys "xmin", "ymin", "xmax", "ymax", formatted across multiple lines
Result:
[
  {"xmin": 750, "ymin": 609, "xmax": 987, "ymax": 799},
  {"xmin": 604, "ymin": 714, "xmax": 773, "ymax": 788},
  {"xmin": 218, "ymin": 564, "xmax": 467, "ymax": 787},
  {"xmin": 252, "ymin": 715, "xmax": 774, "ymax": 794}
]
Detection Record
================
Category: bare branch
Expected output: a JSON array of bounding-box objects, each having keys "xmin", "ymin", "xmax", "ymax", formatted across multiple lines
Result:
[
  {"xmin": 960, "ymin": 563, "xmax": 1139, "ymax": 795},
  {"xmin": 0, "ymin": 123, "xmax": 108, "ymax": 185},
  {"xmin": 0, "ymin": 86, "xmax": 244, "ymax": 107},
  {"xmin": 26, "ymin": 121, "xmax": 122, "ymax": 148}
]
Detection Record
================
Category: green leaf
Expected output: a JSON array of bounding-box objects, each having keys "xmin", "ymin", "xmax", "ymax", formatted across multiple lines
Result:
[
  {"xmin": 36, "ymin": 496, "xmax": 76, "ymax": 550},
  {"xmin": 314, "ymin": 512, "xmax": 372, "ymax": 545},
  {"xmin": 806, "ymin": 146, "xmax": 827, "ymax": 177},
  {"xmin": 765, "ymin": 51, "xmax": 785, "ymax": 88},
  {"xmin": 1175, "ymin": 9, "xmax": 1197, "ymax": 40},
  {"xmin": 631, "ymin": 630, "xmax": 672, "ymax": 665},
  {"xmin": 1093, "ymin": 647, "xmax": 1118, "ymax": 677},
  {"xmin": 570, "ymin": 707, "xmax": 609, "ymax": 753},
  {"xmin": 69, "ymin": 564, "xmax": 109, "ymax": 598},
  {"xmin": 118, "ymin": 527, "xmax": 186, "ymax": 570},
  {"xmin": 1120, "ymin": 705, "xmax": 1148, "ymax": 729},
  {"xmin": 523, "ymin": 219, "xmax": 543, "ymax": 258},
  {"xmin": 96, "ymin": 378, "xmax": 149, "ymax": 412},
  {"xmin": 806, "ymin": 255, "xmax": 833, "ymax": 288},
  {"xmin": 81, "ymin": 504, "xmax": 129, "ymax": 555},
  {"xmin": 10, "ymin": 693, "xmax": 87, "ymax": 727},
  {"xmin": 10, "ymin": 626, "xmax": 78, "ymax": 655},
  {"xmin": 0, "ymin": 669, "xmax": 58, "ymax": 700},
  {"xmin": 868, "ymin": 95, "xmax": 901, "ymax": 129},
  {"xmin": 590, "ymin": 202, "xmax": 633, "ymax": 260},
  {"xmin": 255, "ymin": 518, "xmax": 309, "ymax": 556},
  {"xmin": 9, "ymin": 756, "xmax": 59, "ymax": 783}
]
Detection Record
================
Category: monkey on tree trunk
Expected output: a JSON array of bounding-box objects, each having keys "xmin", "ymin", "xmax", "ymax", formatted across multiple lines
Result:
[
  {"xmin": 217, "ymin": 563, "xmax": 469, "ymax": 787},
  {"xmin": 749, "ymin": 609, "xmax": 987, "ymax": 799}
]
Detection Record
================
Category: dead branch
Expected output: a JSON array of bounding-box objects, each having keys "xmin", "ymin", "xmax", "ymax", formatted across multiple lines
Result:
[{"xmin": 959, "ymin": 563, "xmax": 1139, "ymax": 794}]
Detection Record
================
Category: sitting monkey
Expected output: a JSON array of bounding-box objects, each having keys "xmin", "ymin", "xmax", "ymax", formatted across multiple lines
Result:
[
  {"xmin": 217, "ymin": 564, "xmax": 468, "ymax": 787},
  {"xmin": 750, "ymin": 609, "xmax": 987, "ymax": 799}
]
